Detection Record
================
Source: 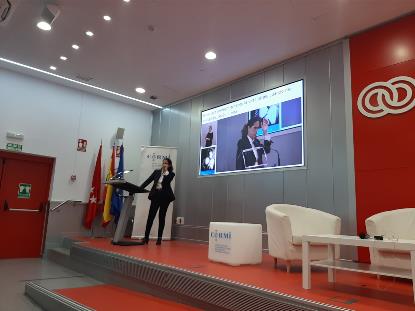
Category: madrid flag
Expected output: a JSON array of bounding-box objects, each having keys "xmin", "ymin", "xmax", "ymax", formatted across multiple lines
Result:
[{"xmin": 84, "ymin": 144, "xmax": 102, "ymax": 229}]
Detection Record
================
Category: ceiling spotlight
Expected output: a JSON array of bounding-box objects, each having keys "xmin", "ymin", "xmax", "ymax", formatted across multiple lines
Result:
[
  {"xmin": 205, "ymin": 51, "xmax": 217, "ymax": 60},
  {"xmin": 123, "ymin": 0, "xmax": 131, "ymax": 2},
  {"xmin": 85, "ymin": 30, "xmax": 94, "ymax": 37},
  {"xmin": 103, "ymin": 15, "xmax": 111, "ymax": 21},
  {"xmin": 135, "ymin": 87, "xmax": 146, "ymax": 94},
  {"xmin": 60, "ymin": 56, "xmax": 67, "ymax": 61},
  {"xmin": 72, "ymin": 44, "xmax": 79, "ymax": 50},
  {"xmin": 36, "ymin": 4, "xmax": 60, "ymax": 31},
  {"xmin": 49, "ymin": 66, "xmax": 57, "ymax": 71}
]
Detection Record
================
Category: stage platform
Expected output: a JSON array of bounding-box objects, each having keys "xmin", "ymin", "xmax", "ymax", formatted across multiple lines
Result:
[{"xmin": 43, "ymin": 237, "xmax": 415, "ymax": 311}]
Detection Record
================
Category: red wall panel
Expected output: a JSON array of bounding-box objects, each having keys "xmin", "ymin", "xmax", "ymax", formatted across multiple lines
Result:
[{"xmin": 350, "ymin": 14, "xmax": 415, "ymax": 261}]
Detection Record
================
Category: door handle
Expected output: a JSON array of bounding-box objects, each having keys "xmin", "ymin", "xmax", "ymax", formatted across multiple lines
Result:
[{"xmin": 3, "ymin": 200, "xmax": 43, "ymax": 213}]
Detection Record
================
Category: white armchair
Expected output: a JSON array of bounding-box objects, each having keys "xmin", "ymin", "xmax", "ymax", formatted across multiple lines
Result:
[
  {"xmin": 265, "ymin": 204, "xmax": 341, "ymax": 272},
  {"xmin": 366, "ymin": 208, "xmax": 415, "ymax": 270}
]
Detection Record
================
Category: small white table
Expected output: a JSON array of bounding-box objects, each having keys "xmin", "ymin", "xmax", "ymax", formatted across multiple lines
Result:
[
  {"xmin": 208, "ymin": 222, "xmax": 262, "ymax": 266},
  {"xmin": 302, "ymin": 234, "xmax": 415, "ymax": 303}
]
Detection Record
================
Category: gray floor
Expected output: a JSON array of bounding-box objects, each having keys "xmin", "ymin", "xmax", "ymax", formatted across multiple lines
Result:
[{"xmin": 0, "ymin": 258, "xmax": 101, "ymax": 311}]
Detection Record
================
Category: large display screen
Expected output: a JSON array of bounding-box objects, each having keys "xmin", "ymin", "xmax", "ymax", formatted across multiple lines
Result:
[{"xmin": 199, "ymin": 80, "xmax": 304, "ymax": 176}]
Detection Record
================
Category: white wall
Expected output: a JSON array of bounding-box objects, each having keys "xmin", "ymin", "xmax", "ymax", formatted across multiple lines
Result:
[{"xmin": 0, "ymin": 68, "xmax": 153, "ymax": 202}]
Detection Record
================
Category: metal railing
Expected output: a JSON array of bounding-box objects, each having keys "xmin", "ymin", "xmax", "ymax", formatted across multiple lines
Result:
[{"xmin": 50, "ymin": 200, "xmax": 82, "ymax": 212}]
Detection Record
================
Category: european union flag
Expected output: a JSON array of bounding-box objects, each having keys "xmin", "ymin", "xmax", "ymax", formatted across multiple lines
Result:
[{"xmin": 110, "ymin": 144, "xmax": 124, "ymax": 223}]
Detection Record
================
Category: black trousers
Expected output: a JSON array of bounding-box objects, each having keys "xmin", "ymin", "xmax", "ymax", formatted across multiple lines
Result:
[{"xmin": 144, "ymin": 197, "xmax": 170, "ymax": 240}]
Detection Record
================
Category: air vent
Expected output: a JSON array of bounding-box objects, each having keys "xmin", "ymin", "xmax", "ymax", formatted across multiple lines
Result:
[
  {"xmin": 0, "ymin": 0, "xmax": 19, "ymax": 25},
  {"xmin": 75, "ymin": 74, "xmax": 94, "ymax": 82}
]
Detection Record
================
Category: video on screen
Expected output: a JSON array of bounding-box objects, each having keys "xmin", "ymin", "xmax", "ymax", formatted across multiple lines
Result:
[{"xmin": 199, "ymin": 80, "xmax": 304, "ymax": 176}]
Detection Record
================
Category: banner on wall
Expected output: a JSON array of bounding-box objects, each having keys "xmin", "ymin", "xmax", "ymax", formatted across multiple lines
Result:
[{"xmin": 132, "ymin": 146, "xmax": 177, "ymax": 240}]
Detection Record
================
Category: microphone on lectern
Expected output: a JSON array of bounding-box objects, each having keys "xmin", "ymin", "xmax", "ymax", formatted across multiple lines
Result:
[{"xmin": 110, "ymin": 170, "xmax": 133, "ymax": 180}]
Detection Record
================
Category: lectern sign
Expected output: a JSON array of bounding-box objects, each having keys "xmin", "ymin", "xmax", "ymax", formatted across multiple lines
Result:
[{"xmin": 17, "ymin": 183, "xmax": 32, "ymax": 199}]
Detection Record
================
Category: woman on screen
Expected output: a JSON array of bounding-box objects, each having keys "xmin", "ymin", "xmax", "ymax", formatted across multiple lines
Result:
[
  {"xmin": 139, "ymin": 158, "xmax": 175, "ymax": 245},
  {"xmin": 236, "ymin": 117, "xmax": 271, "ymax": 170},
  {"xmin": 205, "ymin": 125, "xmax": 214, "ymax": 147}
]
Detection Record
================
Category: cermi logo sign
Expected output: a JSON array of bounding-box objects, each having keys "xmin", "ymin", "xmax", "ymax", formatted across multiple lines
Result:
[
  {"xmin": 357, "ymin": 76, "xmax": 415, "ymax": 118},
  {"xmin": 210, "ymin": 230, "xmax": 232, "ymax": 242}
]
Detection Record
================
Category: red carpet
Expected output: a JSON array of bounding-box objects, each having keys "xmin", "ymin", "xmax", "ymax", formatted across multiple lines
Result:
[
  {"xmin": 56, "ymin": 284, "xmax": 201, "ymax": 311},
  {"xmin": 75, "ymin": 238, "xmax": 415, "ymax": 310}
]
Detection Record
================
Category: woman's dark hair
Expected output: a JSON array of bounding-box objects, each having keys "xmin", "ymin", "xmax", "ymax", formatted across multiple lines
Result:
[
  {"xmin": 163, "ymin": 157, "xmax": 174, "ymax": 172},
  {"xmin": 241, "ymin": 116, "xmax": 262, "ymax": 137}
]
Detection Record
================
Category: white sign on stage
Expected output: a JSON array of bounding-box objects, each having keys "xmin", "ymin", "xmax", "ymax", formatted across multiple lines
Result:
[{"xmin": 132, "ymin": 146, "xmax": 177, "ymax": 240}]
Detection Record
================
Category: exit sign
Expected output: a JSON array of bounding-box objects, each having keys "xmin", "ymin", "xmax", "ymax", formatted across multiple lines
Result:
[{"xmin": 6, "ymin": 143, "xmax": 23, "ymax": 152}]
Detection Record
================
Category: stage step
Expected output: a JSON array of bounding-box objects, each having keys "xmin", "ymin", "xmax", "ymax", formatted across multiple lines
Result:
[
  {"xmin": 62, "ymin": 237, "xmax": 77, "ymax": 249},
  {"xmin": 25, "ymin": 281, "xmax": 94, "ymax": 311},
  {"xmin": 47, "ymin": 242, "xmax": 349, "ymax": 311}
]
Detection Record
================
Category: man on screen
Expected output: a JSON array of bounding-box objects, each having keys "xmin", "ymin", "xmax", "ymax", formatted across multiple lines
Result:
[{"xmin": 236, "ymin": 117, "xmax": 271, "ymax": 170}]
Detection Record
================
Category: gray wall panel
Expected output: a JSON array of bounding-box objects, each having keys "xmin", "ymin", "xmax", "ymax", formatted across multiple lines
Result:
[
  {"xmin": 283, "ymin": 169, "xmax": 307, "ymax": 206},
  {"xmin": 151, "ymin": 110, "xmax": 161, "ymax": 144},
  {"xmin": 226, "ymin": 175, "xmax": 245, "ymax": 222},
  {"xmin": 244, "ymin": 171, "xmax": 284, "ymax": 228},
  {"xmin": 172, "ymin": 101, "xmax": 192, "ymax": 221},
  {"xmin": 166, "ymin": 107, "xmax": 180, "ymax": 147},
  {"xmin": 283, "ymin": 58, "xmax": 305, "ymax": 83},
  {"xmin": 158, "ymin": 107, "xmax": 171, "ymax": 146},
  {"xmin": 329, "ymin": 44, "xmax": 356, "ymax": 235},
  {"xmin": 304, "ymin": 49, "xmax": 333, "ymax": 214},
  {"xmin": 211, "ymin": 177, "xmax": 228, "ymax": 221},
  {"xmin": 194, "ymin": 177, "xmax": 213, "ymax": 226},
  {"xmin": 264, "ymin": 66, "xmax": 284, "ymax": 89},
  {"xmin": 189, "ymin": 97, "xmax": 203, "ymax": 174},
  {"xmin": 230, "ymin": 73, "xmax": 264, "ymax": 100},
  {"xmin": 151, "ymin": 41, "xmax": 356, "ymax": 254},
  {"xmin": 184, "ymin": 97, "xmax": 204, "ymax": 226},
  {"xmin": 203, "ymin": 86, "xmax": 230, "ymax": 110}
]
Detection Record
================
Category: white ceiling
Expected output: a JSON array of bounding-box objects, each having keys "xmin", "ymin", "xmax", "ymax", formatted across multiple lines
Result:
[{"xmin": 1, "ymin": 0, "xmax": 415, "ymax": 110}]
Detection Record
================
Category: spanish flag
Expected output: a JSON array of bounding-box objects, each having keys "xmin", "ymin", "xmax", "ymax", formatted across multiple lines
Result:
[{"xmin": 102, "ymin": 145, "xmax": 115, "ymax": 227}]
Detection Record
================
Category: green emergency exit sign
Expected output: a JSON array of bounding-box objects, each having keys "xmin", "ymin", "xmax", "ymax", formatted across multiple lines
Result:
[
  {"xmin": 18, "ymin": 183, "xmax": 32, "ymax": 199},
  {"xmin": 6, "ymin": 143, "xmax": 23, "ymax": 152}
]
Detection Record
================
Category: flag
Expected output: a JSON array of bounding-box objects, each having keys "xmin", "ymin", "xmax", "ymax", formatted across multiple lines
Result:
[
  {"xmin": 84, "ymin": 144, "xmax": 102, "ymax": 229},
  {"xmin": 110, "ymin": 144, "xmax": 124, "ymax": 223},
  {"xmin": 102, "ymin": 145, "xmax": 115, "ymax": 227}
]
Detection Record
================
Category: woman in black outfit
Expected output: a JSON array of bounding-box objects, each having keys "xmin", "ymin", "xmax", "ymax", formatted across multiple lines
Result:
[
  {"xmin": 140, "ymin": 158, "xmax": 175, "ymax": 245},
  {"xmin": 205, "ymin": 125, "xmax": 214, "ymax": 147},
  {"xmin": 236, "ymin": 117, "xmax": 271, "ymax": 170}
]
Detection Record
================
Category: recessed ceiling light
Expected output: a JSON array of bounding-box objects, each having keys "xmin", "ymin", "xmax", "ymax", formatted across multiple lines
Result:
[
  {"xmin": 60, "ymin": 56, "xmax": 68, "ymax": 61},
  {"xmin": 205, "ymin": 51, "xmax": 217, "ymax": 60},
  {"xmin": 85, "ymin": 30, "xmax": 94, "ymax": 37},
  {"xmin": 50, "ymin": 66, "xmax": 57, "ymax": 71},
  {"xmin": 103, "ymin": 15, "xmax": 111, "ymax": 21},
  {"xmin": 123, "ymin": 0, "xmax": 130, "ymax": 2},
  {"xmin": 36, "ymin": 21, "xmax": 51, "ymax": 31},
  {"xmin": 135, "ymin": 87, "xmax": 146, "ymax": 94},
  {"xmin": 72, "ymin": 44, "xmax": 79, "ymax": 50}
]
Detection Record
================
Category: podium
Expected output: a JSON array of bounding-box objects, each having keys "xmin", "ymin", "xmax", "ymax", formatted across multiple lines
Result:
[{"xmin": 105, "ymin": 179, "xmax": 149, "ymax": 246}]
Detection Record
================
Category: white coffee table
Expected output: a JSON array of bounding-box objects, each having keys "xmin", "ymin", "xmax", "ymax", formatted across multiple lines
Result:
[{"xmin": 302, "ymin": 234, "xmax": 415, "ymax": 303}]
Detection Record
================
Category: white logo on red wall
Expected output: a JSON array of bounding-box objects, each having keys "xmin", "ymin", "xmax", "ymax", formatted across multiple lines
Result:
[{"xmin": 357, "ymin": 76, "xmax": 415, "ymax": 118}]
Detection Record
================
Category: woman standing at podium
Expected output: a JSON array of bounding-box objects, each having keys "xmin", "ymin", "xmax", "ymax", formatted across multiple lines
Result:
[{"xmin": 140, "ymin": 158, "xmax": 175, "ymax": 245}]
